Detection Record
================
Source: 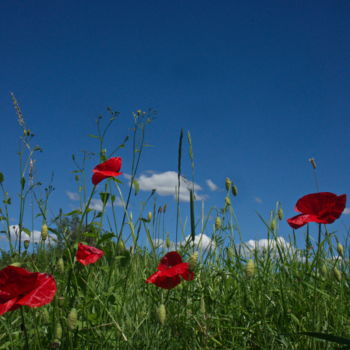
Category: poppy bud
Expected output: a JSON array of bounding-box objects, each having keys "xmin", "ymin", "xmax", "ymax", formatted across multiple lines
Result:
[
  {"xmin": 24, "ymin": 240, "xmax": 30, "ymax": 249},
  {"xmin": 200, "ymin": 295, "xmax": 206, "ymax": 314},
  {"xmin": 231, "ymin": 184, "xmax": 238, "ymax": 197},
  {"xmin": 278, "ymin": 208, "xmax": 283, "ymax": 220},
  {"xmin": 10, "ymin": 262, "xmax": 22, "ymax": 267},
  {"xmin": 189, "ymin": 252, "xmax": 198, "ymax": 271},
  {"xmin": 337, "ymin": 243, "xmax": 345, "ymax": 258},
  {"xmin": 225, "ymin": 177, "xmax": 232, "ymax": 192},
  {"xmin": 156, "ymin": 304, "xmax": 166, "ymax": 325},
  {"xmin": 55, "ymin": 322, "xmax": 62, "ymax": 340},
  {"xmin": 67, "ymin": 308, "xmax": 78, "ymax": 330},
  {"xmin": 147, "ymin": 211, "xmax": 153, "ymax": 222},
  {"xmin": 41, "ymin": 224, "xmax": 48, "ymax": 241},
  {"xmin": 116, "ymin": 240, "xmax": 126, "ymax": 254},
  {"xmin": 215, "ymin": 217, "xmax": 221, "ymax": 231},
  {"xmin": 41, "ymin": 308, "xmax": 50, "ymax": 324},
  {"xmin": 57, "ymin": 258, "xmax": 64, "ymax": 273},
  {"xmin": 270, "ymin": 220, "xmax": 276, "ymax": 231},
  {"xmin": 333, "ymin": 267, "xmax": 342, "ymax": 282},
  {"xmin": 225, "ymin": 196, "xmax": 231, "ymax": 207},
  {"xmin": 245, "ymin": 259, "xmax": 255, "ymax": 278},
  {"xmin": 165, "ymin": 234, "xmax": 171, "ymax": 249},
  {"xmin": 320, "ymin": 264, "xmax": 328, "ymax": 277}
]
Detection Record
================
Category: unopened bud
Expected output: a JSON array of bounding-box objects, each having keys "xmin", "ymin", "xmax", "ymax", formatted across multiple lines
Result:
[
  {"xmin": 57, "ymin": 258, "xmax": 64, "ymax": 273},
  {"xmin": 337, "ymin": 243, "xmax": 345, "ymax": 258},
  {"xmin": 225, "ymin": 196, "xmax": 231, "ymax": 207},
  {"xmin": 41, "ymin": 224, "xmax": 48, "ymax": 241},
  {"xmin": 41, "ymin": 308, "xmax": 50, "ymax": 324},
  {"xmin": 200, "ymin": 295, "xmax": 206, "ymax": 314},
  {"xmin": 24, "ymin": 240, "xmax": 30, "ymax": 249},
  {"xmin": 231, "ymin": 184, "xmax": 238, "ymax": 196},
  {"xmin": 215, "ymin": 217, "xmax": 221, "ymax": 230},
  {"xmin": 278, "ymin": 208, "xmax": 283, "ymax": 220},
  {"xmin": 165, "ymin": 234, "xmax": 171, "ymax": 249},
  {"xmin": 245, "ymin": 259, "xmax": 255, "ymax": 278},
  {"xmin": 116, "ymin": 240, "xmax": 126, "ymax": 254},
  {"xmin": 55, "ymin": 322, "xmax": 62, "ymax": 340},
  {"xmin": 188, "ymin": 252, "xmax": 198, "ymax": 271},
  {"xmin": 333, "ymin": 267, "xmax": 342, "ymax": 282},
  {"xmin": 157, "ymin": 304, "xmax": 166, "ymax": 325},
  {"xmin": 67, "ymin": 308, "xmax": 78, "ymax": 330},
  {"xmin": 147, "ymin": 211, "xmax": 153, "ymax": 222},
  {"xmin": 270, "ymin": 220, "xmax": 276, "ymax": 231},
  {"xmin": 320, "ymin": 264, "xmax": 328, "ymax": 277},
  {"xmin": 225, "ymin": 177, "xmax": 232, "ymax": 192}
]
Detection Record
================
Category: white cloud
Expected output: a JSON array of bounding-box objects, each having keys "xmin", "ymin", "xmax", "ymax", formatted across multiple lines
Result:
[
  {"xmin": 9, "ymin": 225, "xmax": 57, "ymax": 244},
  {"xmin": 206, "ymin": 179, "xmax": 218, "ymax": 191},
  {"xmin": 239, "ymin": 237, "xmax": 296, "ymax": 257},
  {"xmin": 343, "ymin": 208, "xmax": 350, "ymax": 215},
  {"xmin": 182, "ymin": 234, "xmax": 215, "ymax": 250},
  {"xmin": 254, "ymin": 197, "xmax": 263, "ymax": 203},
  {"xmin": 153, "ymin": 234, "xmax": 214, "ymax": 251},
  {"xmin": 66, "ymin": 191, "xmax": 80, "ymax": 201},
  {"xmin": 89, "ymin": 199, "xmax": 104, "ymax": 211},
  {"xmin": 136, "ymin": 171, "xmax": 205, "ymax": 202}
]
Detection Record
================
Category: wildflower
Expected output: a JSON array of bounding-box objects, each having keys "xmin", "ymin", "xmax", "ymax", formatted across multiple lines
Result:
[
  {"xmin": 76, "ymin": 243, "xmax": 104, "ymax": 265},
  {"xmin": 146, "ymin": 251, "xmax": 194, "ymax": 289},
  {"xmin": 0, "ymin": 266, "xmax": 57, "ymax": 315},
  {"xmin": 287, "ymin": 192, "xmax": 346, "ymax": 229},
  {"xmin": 92, "ymin": 157, "xmax": 122, "ymax": 185}
]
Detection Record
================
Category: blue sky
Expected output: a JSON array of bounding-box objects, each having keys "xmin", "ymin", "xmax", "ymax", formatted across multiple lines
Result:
[{"xmin": 1, "ymin": 0, "xmax": 350, "ymax": 252}]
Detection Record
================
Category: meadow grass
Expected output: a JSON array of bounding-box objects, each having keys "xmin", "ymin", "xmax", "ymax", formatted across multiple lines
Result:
[{"xmin": 0, "ymin": 99, "xmax": 350, "ymax": 349}]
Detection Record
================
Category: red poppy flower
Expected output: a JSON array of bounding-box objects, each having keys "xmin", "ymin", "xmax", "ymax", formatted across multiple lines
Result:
[
  {"xmin": 287, "ymin": 192, "xmax": 347, "ymax": 229},
  {"xmin": 0, "ymin": 266, "xmax": 57, "ymax": 316},
  {"xmin": 145, "ymin": 251, "xmax": 194, "ymax": 289},
  {"xmin": 76, "ymin": 243, "xmax": 104, "ymax": 265},
  {"xmin": 92, "ymin": 157, "xmax": 122, "ymax": 185}
]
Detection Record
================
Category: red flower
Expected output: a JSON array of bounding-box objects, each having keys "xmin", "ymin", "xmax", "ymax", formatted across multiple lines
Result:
[
  {"xmin": 92, "ymin": 157, "xmax": 122, "ymax": 185},
  {"xmin": 287, "ymin": 192, "xmax": 347, "ymax": 229},
  {"xmin": 76, "ymin": 243, "xmax": 104, "ymax": 265},
  {"xmin": 0, "ymin": 266, "xmax": 57, "ymax": 316},
  {"xmin": 145, "ymin": 251, "xmax": 194, "ymax": 289}
]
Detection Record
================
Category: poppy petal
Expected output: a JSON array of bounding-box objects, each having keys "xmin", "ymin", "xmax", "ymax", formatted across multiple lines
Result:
[
  {"xmin": 0, "ymin": 297, "xmax": 18, "ymax": 316},
  {"xmin": 158, "ymin": 251, "xmax": 182, "ymax": 270},
  {"xmin": 76, "ymin": 243, "xmax": 104, "ymax": 265}
]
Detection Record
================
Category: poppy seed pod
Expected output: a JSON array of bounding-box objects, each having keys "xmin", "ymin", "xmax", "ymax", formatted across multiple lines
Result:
[
  {"xmin": 189, "ymin": 252, "xmax": 198, "ymax": 271},
  {"xmin": 231, "ymin": 184, "xmax": 238, "ymax": 196},
  {"xmin": 41, "ymin": 224, "xmax": 48, "ymax": 241},
  {"xmin": 278, "ymin": 208, "xmax": 283, "ymax": 220},
  {"xmin": 337, "ymin": 243, "xmax": 345, "ymax": 258},
  {"xmin": 157, "ymin": 304, "xmax": 166, "ymax": 325},
  {"xmin": 67, "ymin": 308, "xmax": 78, "ymax": 330},
  {"xmin": 116, "ymin": 240, "xmax": 126, "ymax": 254},
  {"xmin": 215, "ymin": 217, "xmax": 221, "ymax": 231},
  {"xmin": 245, "ymin": 259, "xmax": 255, "ymax": 278},
  {"xmin": 225, "ymin": 177, "xmax": 232, "ymax": 192},
  {"xmin": 225, "ymin": 196, "xmax": 231, "ymax": 207},
  {"xmin": 333, "ymin": 267, "xmax": 342, "ymax": 282},
  {"xmin": 55, "ymin": 322, "xmax": 62, "ymax": 340},
  {"xmin": 57, "ymin": 258, "xmax": 64, "ymax": 274}
]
